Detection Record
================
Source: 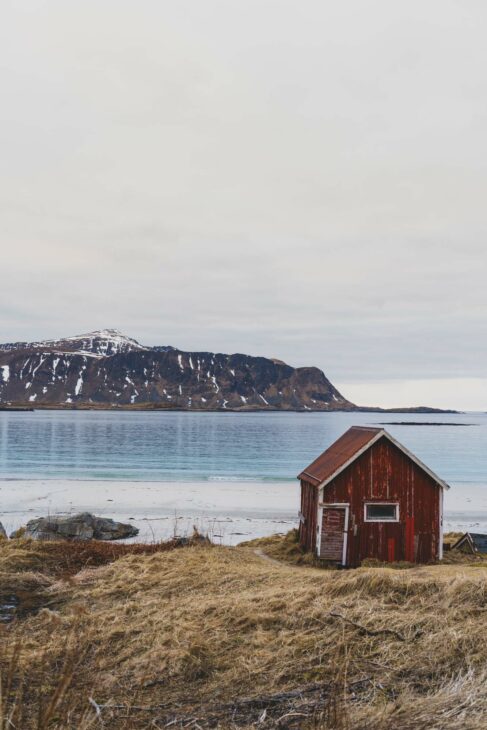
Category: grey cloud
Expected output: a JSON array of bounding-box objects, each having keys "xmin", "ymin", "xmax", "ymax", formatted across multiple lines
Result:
[{"xmin": 0, "ymin": 0, "xmax": 486, "ymax": 407}]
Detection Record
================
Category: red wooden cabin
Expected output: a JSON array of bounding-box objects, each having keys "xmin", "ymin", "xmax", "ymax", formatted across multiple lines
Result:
[{"xmin": 298, "ymin": 426, "xmax": 449, "ymax": 566}]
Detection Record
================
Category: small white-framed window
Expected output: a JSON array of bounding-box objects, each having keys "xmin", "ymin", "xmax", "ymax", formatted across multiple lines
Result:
[{"xmin": 364, "ymin": 503, "xmax": 399, "ymax": 522}]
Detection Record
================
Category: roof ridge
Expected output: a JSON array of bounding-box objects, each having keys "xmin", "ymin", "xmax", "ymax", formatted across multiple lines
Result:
[{"xmin": 349, "ymin": 425, "xmax": 383, "ymax": 431}]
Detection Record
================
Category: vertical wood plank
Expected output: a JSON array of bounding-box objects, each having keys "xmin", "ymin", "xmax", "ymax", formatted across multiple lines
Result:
[
  {"xmin": 405, "ymin": 516, "xmax": 415, "ymax": 562},
  {"xmin": 387, "ymin": 537, "xmax": 395, "ymax": 563}
]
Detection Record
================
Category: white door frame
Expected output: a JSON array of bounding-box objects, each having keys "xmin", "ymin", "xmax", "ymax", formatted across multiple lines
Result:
[
  {"xmin": 439, "ymin": 488, "xmax": 444, "ymax": 560},
  {"xmin": 317, "ymin": 503, "xmax": 350, "ymax": 566}
]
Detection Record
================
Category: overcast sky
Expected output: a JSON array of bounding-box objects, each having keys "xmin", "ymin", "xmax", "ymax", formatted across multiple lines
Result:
[{"xmin": 1, "ymin": 1, "xmax": 486, "ymax": 410}]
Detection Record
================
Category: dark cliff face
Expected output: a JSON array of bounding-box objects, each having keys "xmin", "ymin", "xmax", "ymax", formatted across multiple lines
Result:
[{"xmin": 0, "ymin": 330, "xmax": 355, "ymax": 411}]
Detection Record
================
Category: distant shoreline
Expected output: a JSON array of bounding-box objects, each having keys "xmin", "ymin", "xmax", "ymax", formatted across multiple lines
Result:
[
  {"xmin": 0, "ymin": 403, "xmax": 459, "ymax": 415},
  {"xmin": 380, "ymin": 421, "xmax": 473, "ymax": 426}
]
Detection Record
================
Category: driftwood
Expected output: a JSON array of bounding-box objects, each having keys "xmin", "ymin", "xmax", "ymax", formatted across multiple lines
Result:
[
  {"xmin": 328, "ymin": 610, "xmax": 424, "ymax": 642},
  {"xmin": 326, "ymin": 610, "xmax": 407, "ymax": 641}
]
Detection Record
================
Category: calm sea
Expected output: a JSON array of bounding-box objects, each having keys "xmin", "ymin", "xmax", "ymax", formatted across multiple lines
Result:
[{"xmin": 0, "ymin": 409, "xmax": 485, "ymax": 486}]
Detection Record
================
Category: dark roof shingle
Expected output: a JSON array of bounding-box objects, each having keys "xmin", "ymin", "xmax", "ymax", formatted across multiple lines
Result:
[{"xmin": 297, "ymin": 426, "xmax": 383, "ymax": 486}]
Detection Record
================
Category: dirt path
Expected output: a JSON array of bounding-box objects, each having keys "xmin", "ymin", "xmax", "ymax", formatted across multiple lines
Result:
[{"xmin": 252, "ymin": 548, "xmax": 290, "ymax": 568}]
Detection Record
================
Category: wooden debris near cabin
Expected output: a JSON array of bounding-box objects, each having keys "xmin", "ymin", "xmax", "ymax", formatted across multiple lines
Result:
[{"xmin": 451, "ymin": 532, "xmax": 487, "ymax": 554}]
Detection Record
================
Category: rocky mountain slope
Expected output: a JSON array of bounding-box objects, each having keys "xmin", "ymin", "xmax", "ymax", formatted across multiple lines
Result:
[{"xmin": 0, "ymin": 329, "xmax": 354, "ymax": 410}]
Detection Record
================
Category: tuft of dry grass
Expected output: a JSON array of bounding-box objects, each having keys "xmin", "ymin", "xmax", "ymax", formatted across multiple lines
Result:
[
  {"xmin": 443, "ymin": 531, "xmax": 464, "ymax": 546},
  {"xmin": 3, "ymin": 538, "xmax": 487, "ymax": 727},
  {"xmin": 0, "ymin": 535, "xmax": 196, "ymax": 578}
]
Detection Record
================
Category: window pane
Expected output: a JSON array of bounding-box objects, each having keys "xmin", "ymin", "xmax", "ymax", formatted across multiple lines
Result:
[{"xmin": 366, "ymin": 504, "xmax": 397, "ymax": 521}]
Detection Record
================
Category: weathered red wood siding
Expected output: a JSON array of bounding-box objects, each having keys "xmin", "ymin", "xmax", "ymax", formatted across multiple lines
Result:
[
  {"xmin": 299, "ymin": 479, "xmax": 318, "ymax": 552},
  {"xmin": 321, "ymin": 436, "xmax": 441, "ymax": 566},
  {"xmin": 299, "ymin": 435, "xmax": 441, "ymax": 566}
]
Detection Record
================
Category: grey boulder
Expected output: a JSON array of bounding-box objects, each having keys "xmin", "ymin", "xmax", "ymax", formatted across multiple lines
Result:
[
  {"xmin": 10, "ymin": 512, "xmax": 139, "ymax": 541},
  {"xmin": 0, "ymin": 522, "xmax": 7, "ymax": 540}
]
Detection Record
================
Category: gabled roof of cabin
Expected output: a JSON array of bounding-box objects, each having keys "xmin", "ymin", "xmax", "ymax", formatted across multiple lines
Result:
[{"xmin": 297, "ymin": 425, "xmax": 450, "ymax": 490}]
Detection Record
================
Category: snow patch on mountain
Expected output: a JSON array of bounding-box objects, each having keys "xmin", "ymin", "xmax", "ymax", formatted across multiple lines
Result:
[{"xmin": 0, "ymin": 329, "xmax": 146, "ymax": 357}]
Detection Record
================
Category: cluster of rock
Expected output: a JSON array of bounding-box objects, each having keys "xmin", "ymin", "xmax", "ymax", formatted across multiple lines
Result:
[{"xmin": 4, "ymin": 513, "xmax": 139, "ymax": 541}]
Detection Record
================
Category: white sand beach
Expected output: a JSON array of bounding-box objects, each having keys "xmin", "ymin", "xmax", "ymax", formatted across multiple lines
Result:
[
  {"xmin": 0, "ymin": 479, "xmax": 300, "ymax": 545},
  {"xmin": 1, "ymin": 478, "xmax": 487, "ymax": 544}
]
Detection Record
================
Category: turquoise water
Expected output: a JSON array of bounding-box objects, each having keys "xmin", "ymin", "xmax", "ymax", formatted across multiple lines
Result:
[{"xmin": 0, "ymin": 410, "xmax": 485, "ymax": 485}]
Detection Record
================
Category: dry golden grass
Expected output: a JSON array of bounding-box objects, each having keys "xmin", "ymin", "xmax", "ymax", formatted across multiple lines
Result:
[
  {"xmin": 3, "ymin": 537, "xmax": 487, "ymax": 728},
  {"xmin": 240, "ymin": 528, "xmax": 327, "ymax": 568},
  {"xmin": 443, "ymin": 531, "xmax": 464, "ymax": 547},
  {"xmin": 0, "ymin": 536, "xmax": 186, "ymax": 577},
  {"xmin": 242, "ymin": 529, "xmax": 486, "ymax": 569}
]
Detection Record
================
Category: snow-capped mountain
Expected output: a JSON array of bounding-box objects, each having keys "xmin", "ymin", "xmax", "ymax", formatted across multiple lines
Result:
[
  {"xmin": 0, "ymin": 330, "xmax": 354, "ymax": 411},
  {"xmin": 0, "ymin": 329, "xmax": 146, "ymax": 357}
]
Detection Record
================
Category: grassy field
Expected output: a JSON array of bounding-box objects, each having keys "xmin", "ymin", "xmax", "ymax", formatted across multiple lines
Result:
[{"xmin": 2, "ymin": 534, "xmax": 487, "ymax": 729}]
